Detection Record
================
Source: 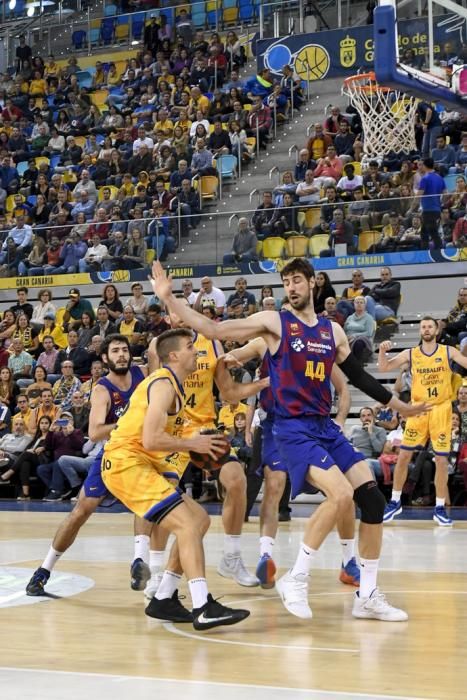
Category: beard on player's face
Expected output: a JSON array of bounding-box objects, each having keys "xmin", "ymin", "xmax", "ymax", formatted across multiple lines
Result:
[
  {"xmin": 288, "ymin": 289, "xmax": 311, "ymax": 311},
  {"xmin": 421, "ymin": 331, "xmax": 436, "ymax": 343},
  {"xmin": 107, "ymin": 356, "xmax": 131, "ymax": 375}
]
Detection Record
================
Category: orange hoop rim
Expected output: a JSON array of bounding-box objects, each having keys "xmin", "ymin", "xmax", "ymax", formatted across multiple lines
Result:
[{"xmin": 343, "ymin": 71, "xmax": 391, "ymax": 93}]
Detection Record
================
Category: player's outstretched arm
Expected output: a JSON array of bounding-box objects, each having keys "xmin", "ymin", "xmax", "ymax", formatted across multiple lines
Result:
[
  {"xmin": 378, "ymin": 340, "xmax": 410, "ymax": 372},
  {"xmin": 151, "ymin": 261, "xmax": 278, "ymax": 343},
  {"xmin": 220, "ymin": 336, "xmax": 267, "ymax": 367},
  {"xmin": 332, "ymin": 323, "xmax": 430, "ymax": 419},
  {"xmin": 448, "ymin": 346, "xmax": 467, "ymax": 370}
]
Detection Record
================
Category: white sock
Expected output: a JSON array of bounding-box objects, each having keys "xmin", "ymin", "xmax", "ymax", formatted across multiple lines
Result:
[
  {"xmin": 359, "ymin": 557, "xmax": 379, "ymax": 598},
  {"xmin": 42, "ymin": 547, "xmax": 63, "ymax": 572},
  {"xmin": 290, "ymin": 542, "xmax": 317, "ymax": 577},
  {"xmin": 134, "ymin": 535, "xmax": 150, "ymax": 564},
  {"xmin": 224, "ymin": 534, "xmax": 241, "ymax": 557},
  {"xmin": 391, "ymin": 489, "xmax": 402, "ymax": 503},
  {"xmin": 188, "ymin": 577, "xmax": 209, "ymax": 609},
  {"xmin": 260, "ymin": 536, "xmax": 275, "ymax": 557},
  {"xmin": 149, "ymin": 550, "xmax": 165, "ymax": 575},
  {"xmin": 155, "ymin": 570, "xmax": 181, "ymax": 600},
  {"xmin": 340, "ymin": 538, "xmax": 355, "ymax": 567},
  {"xmin": 436, "ymin": 497, "xmax": 445, "ymax": 508}
]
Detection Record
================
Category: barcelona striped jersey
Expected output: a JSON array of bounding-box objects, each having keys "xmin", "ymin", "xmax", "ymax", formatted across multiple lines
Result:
[
  {"xmin": 267, "ymin": 311, "xmax": 335, "ymax": 418},
  {"xmin": 98, "ymin": 365, "xmax": 145, "ymax": 424},
  {"xmin": 259, "ymin": 356, "xmax": 274, "ymax": 416}
]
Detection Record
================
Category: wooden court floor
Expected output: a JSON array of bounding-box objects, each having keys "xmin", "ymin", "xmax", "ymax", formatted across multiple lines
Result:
[{"xmin": 0, "ymin": 510, "xmax": 465, "ymax": 700}]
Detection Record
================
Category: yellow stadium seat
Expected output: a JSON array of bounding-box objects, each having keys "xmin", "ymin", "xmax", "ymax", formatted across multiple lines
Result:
[
  {"xmin": 35, "ymin": 156, "xmax": 50, "ymax": 167},
  {"xmin": 243, "ymin": 103, "xmax": 252, "ymax": 112},
  {"xmin": 304, "ymin": 207, "xmax": 321, "ymax": 230},
  {"xmin": 206, "ymin": 1, "xmax": 217, "ymax": 10},
  {"xmin": 145, "ymin": 249, "xmax": 156, "ymax": 264},
  {"xmin": 285, "ymin": 235, "xmax": 309, "ymax": 258},
  {"xmin": 175, "ymin": 4, "xmax": 190, "ymax": 15},
  {"xmin": 92, "ymin": 89, "xmax": 109, "ymax": 108},
  {"xmin": 115, "ymin": 24, "xmax": 129, "ymax": 41},
  {"xmin": 244, "ymin": 136, "xmax": 256, "ymax": 152},
  {"xmin": 62, "ymin": 171, "xmax": 78, "ymax": 184},
  {"xmin": 256, "ymin": 240, "xmax": 263, "ymax": 257},
  {"xmin": 223, "ymin": 7, "xmax": 238, "ymax": 23},
  {"xmin": 199, "ymin": 175, "xmax": 218, "ymax": 202},
  {"xmin": 73, "ymin": 136, "xmax": 86, "ymax": 148},
  {"xmin": 98, "ymin": 185, "xmax": 119, "ymax": 200},
  {"xmin": 5, "ymin": 194, "xmax": 24, "ymax": 213},
  {"xmin": 309, "ymin": 234, "xmax": 329, "ymax": 257},
  {"xmin": 358, "ymin": 230, "xmax": 380, "ymax": 253},
  {"xmin": 348, "ymin": 161, "xmax": 362, "ymax": 175},
  {"xmin": 90, "ymin": 18, "xmax": 100, "ymax": 28},
  {"xmin": 262, "ymin": 237, "xmax": 285, "ymax": 260}
]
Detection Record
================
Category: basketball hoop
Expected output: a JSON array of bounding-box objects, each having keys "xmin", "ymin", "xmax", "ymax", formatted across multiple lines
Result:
[{"xmin": 342, "ymin": 71, "xmax": 418, "ymax": 161}]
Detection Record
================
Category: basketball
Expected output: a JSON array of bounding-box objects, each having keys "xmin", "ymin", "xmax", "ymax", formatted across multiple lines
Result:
[
  {"xmin": 189, "ymin": 428, "xmax": 231, "ymax": 471},
  {"xmin": 294, "ymin": 44, "xmax": 330, "ymax": 81}
]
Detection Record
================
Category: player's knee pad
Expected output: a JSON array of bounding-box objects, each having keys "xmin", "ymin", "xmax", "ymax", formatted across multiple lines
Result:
[{"xmin": 353, "ymin": 481, "xmax": 385, "ymax": 524}]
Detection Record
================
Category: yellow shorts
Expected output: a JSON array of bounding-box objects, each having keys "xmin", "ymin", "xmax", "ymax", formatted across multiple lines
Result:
[
  {"xmin": 401, "ymin": 401, "xmax": 452, "ymax": 455},
  {"xmin": 101, "ymin": 449, "xmax": 183, "ymax": 523}
]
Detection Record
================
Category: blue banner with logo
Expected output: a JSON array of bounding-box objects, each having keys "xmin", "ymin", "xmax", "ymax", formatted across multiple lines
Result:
[{"xmin": 256, "ymin": 15, "xmax": 460, "ymax": 81}]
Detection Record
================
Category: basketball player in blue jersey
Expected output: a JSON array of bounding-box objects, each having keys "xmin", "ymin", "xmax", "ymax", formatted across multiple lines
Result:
[
  {"xmin": 152, "ymin": 259, "xmax": 429, "ymax": 622},
  {"xmin": 26, "ymin": 335, "xmax": 149, "ymax": 596},
  {"xmin": 223, "ymin": 336, "xmax": 360, "ymax": 589}
]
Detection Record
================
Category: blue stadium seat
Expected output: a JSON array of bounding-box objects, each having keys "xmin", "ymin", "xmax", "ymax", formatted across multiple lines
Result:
[
  {"xmin": 27, "ymin": 195, "xmax": 37, "ymax": 206},
  {"xmin": 223, "ymin": 0, "xmax": 237, "ymax": 7},
  {"xmin": 89, "ymin": 28, "xmax": 101, "ymax": 45},
  {"xmin": 117, "ymin": 14, "xmax": 130, "ymax": 24},
  {"xmin": 49, "ymin": 155, "xmax": 61, "ymax": 169},
  {"xmin": 16, "ymin": 161, "xmax": 29, "ymax": 178},
  {"xmin": 72, "ymin": 30, "xmax": 86, "ymax": 50},
  {"xmin": 76, "ymin": 70, "xmax": 93, "ymax": 89},
  {"xmin": 191, "ymin": 10, "xmax": 206, "ymax": 27},
  {"xmin": 100, "ymin": 19, "xmax": 115, "ymax": 44},
  {"xmin": 104, "ymin": 3, "xmax": 117, "ymax": 16},
  {"xmin": 239, "ymin": 5, "xmax": 254, "ymax": 21},
  {"xmin": 206, "ymin": 9, "xmax": 218, "ymax": 27},
  {"xmin": 132, "ymin": 16, "xmax": 145, "ymax": 40}
]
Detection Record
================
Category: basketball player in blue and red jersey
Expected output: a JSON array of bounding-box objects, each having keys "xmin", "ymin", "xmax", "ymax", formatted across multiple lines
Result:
[
  {"xmin": 223, "ymin": 336, "xmax": 361, "ymax": 589},
  {"xmin": 152, "ymin": 258, "xmax": 428, "ymax": 622},
  {"xmin": 26, "ymin": 335, "xmax": 149, "ymax": 596}
]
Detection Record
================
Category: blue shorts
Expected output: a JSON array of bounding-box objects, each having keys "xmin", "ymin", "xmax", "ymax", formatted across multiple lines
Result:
[
  {"xmin": 272, "ymin": 415, "xmax": 365, "ymax": 498},
  {"xmin": 83, "ymin": 449, "xmax": 118, "ymax": 507},
  {"xmin": 258, "ymin": 415, "xmax": 287, "ymax": 476}
]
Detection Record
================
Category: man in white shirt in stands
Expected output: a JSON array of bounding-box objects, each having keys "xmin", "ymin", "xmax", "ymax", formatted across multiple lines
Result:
[
  {"xmin": 78, "ymin": 234, "xmax": 108, "ymax": 273},
  {"xmin": 132, "ymin": 126, "xmax": 154, "ymax": 155},
  {"xmin": 193, "ymin": 276, "xmax": 226, "ymax": 316},
  {"xmin": 181, "ymin": 279, "xmax": 198, "ymax": 305},
  {"xmin": 295, "ymin": 170, "xmax": 321, "ymax": 205}
]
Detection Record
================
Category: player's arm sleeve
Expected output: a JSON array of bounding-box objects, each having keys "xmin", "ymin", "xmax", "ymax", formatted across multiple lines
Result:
[{"xmin": 337, "ymin": 354, "xmax": 393, "ymax": 406}]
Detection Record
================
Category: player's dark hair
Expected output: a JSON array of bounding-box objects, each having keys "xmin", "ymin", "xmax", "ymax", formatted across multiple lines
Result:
[
  {"xmin": 280, "ymin": 258, "xmax": 315, "ymax": 282},
  {"xmin": 156, "ymin": 328, "xmax": 193, "ymax": 363},
  {"xmin": 101, "ymin": 334, "xmax": 130, "ymax": 359},
  {"xmin": 421, "ymin": 315, "xmax": 438, "ymax": 327},
  {"xmin": 423, "ymin": 157, "xmax": 434, "ymax": 169}
]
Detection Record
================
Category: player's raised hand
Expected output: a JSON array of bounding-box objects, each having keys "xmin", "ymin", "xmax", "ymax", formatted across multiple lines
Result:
[
  {"xmin": 379, "ymin": 340, "xmax": 392, "ymax": 353},
  {"xmin": 149, "ymin": 261, "xmax": 173, "ymax": 301},
  {"xmin": 218, "ymin": 352, "xmax": 243, "ymax": 369}
]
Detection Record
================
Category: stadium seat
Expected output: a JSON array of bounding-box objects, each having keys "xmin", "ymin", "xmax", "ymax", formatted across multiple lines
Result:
[
  {"xmin": 35, "ymin": 156, "xmax": 50, "ymax": 167},
  {"xmin": 304, "ymin": 207, "xmax": 321, "ymax": 230},
  {"xmin": 223, "ymin": 7, "xmax": 238, "ymax": 24},
  {"xmin": 145, "ymin": 249, "xmax": 156, "ymax": 264},
  {"xmin": 92, "ymin": 90, "xmax": 109, "ymax": 108},
  {"xmin": 73, "ymin": 136, "xmax": 87, "ymax": 148},
  {"xmin": 191, "ymin": 9, "xmax": 207, "ymax": 27},
  {"xmin": 63, "ymin": 171, "xmax": 78, "ymax": 184},
  {"xmin": 206, "ymin": 10, "xmax": 219, "ymax": 27},
  {"xmin": 72, "ymin": 30, "xmax": 87, "ymax": 50},
  {"xmin": 223, "ymin": 0, "xmax": 237, "ymax": 7},
  {"xmin": 199, "ymin": 175, "xmax": 219, "ymax": 203},
  {"xmin": 104, "ymin": 3, "xmax": 117, "ymax": 16},
  {"xmin": 444, "ymin": 174, "xmax": 459, "ymax": 192},
  {"xmin": 116, "ymin": 14, "xmax": 130, "ymax": 24},
  {"xmin": 239, "ymin": 5, "xmax": 254, "ymax": 21},
  {"xmin": 262, "ymin": 237, "xmax": 285, "ymax": 260},
  {"xmin": 27, "ymin": 195, "xmax": 37, "ymax": 206},
  {"xmin": 16, "ymin": 161, "xmax": 28, "ymax": 178},
  {"xmin": 89, "ymin": 28, "xmax": 101, "ymax": 45},
  {"xmin": 309, "ymin": 234, "xmax": 329, "ymax": 257},
  {"xmin": 357, "ymin": 230, "xmax": 380, "ymax": 253},
  {"xmin": 348, "ymin": 161, "xmax": 362, "ymax": 175},
  {"xmin": 132, "ymin": 17, "xmax": 145, "ymax": 40},
  {"xmin": 256, "ymin": 240, "xmax": 263, "ymax": 257},
  {"xmin": 49, "ymin": 155, "xmax": 61, "ymax": 169},
  {"xmin": 115, "ymin": 24, "xmax": 130, "ymax": 42},
  {"xmin": 285, "ymin": 235, "xmax": 309, "ymax": 258},
  {"xmin": 5, "ymin": 195, "xmax": 19, "ymax": 213},
  {"xmin": 215, "ymin": 155, "xmax": 237, "ymax": 180},
  {"xmin": 76, "ymin": 70, "xmax": 93, "ymax": 89},
  {"xmin": 100, "ymin": 19, "xmax": 115, "ymax": 44}
]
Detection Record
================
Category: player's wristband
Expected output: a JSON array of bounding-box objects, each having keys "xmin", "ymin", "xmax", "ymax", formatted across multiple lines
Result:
[{"xmin": 338, "ymin": 354, "xmax": 393, "ymax": 406}]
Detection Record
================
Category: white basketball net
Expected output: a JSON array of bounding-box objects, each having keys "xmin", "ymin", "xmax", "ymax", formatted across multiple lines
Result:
[{"xmin": 342, "ymin": 72, "xmax": 418, "ymax": 160}]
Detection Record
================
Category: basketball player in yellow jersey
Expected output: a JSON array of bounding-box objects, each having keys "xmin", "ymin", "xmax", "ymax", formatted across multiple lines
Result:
[
  {"xmin": 379, "ymin": 316, "xmax": 467, "ymax": 526},
  {"xmin": 145, "ymin": 300, "xmax": 269, "ymax": 594},
  {"xmin": 102, "ymin": 328, "xmax": 250, "ymax": 630}
]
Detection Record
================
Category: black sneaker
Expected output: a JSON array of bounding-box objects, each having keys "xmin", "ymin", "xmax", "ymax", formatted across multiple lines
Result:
[
  {"xmin": 43, "ymin": 491, "xmax": 62, "ymax": 501},
  {"xmin": 145, "ymin": 590, "xmax": 193, "ymax": 623},
  {"xmin": 26, "ymin": 567, "xmax": 50, "ymax": 596},
  {"xmin": 130, "ymin": 558, "xmax": 151, "ymax": 591},
  {"xmin": 62, "ymin": 484, "xmax": 82, "ymax": 500},
  {"xmin": 192, "ymin": 593, "xmax": 250, "ymax": 631}
]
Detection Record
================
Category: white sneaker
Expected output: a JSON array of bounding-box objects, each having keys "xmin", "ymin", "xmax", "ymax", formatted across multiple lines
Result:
[
  {"xmin": 143, "ymin": 571, "xmax": 163, "ymax": 600},
  {"xmin": 276, "ymin": 570, "xmax": 312, "ymax": 619},
  {"xmin": 352, "ymin": 588, "xmax": 408, "ymax": 622},
  {"xmin": 217, "ymin": 555, "xmax": 259, "ymax": 587}
]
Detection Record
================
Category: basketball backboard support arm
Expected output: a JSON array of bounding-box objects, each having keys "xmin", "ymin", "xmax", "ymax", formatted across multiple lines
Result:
[{"xmin": 374, "ymin": 0, "xmax": 467, "ymax": 112}]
